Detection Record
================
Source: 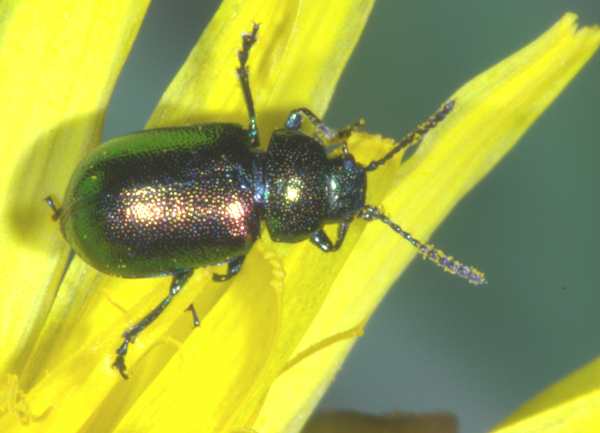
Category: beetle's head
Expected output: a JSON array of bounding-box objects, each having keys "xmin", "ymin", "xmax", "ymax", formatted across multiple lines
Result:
[{"xmin": 325, "ymin": 153, "xmax": 366, "ymax": 222}]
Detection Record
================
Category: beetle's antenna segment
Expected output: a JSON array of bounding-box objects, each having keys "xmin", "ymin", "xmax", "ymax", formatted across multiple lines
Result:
[
  {"xmin": 359, "ymin": 205, "xmax": 486, "ymax": 285},
  {"xmin": 237, "ymin": 23, "xmax": 261, "ymax": 147},
  {"xmin": 365, "ymin": 100, "xmax": 455, "ymax": 172}
]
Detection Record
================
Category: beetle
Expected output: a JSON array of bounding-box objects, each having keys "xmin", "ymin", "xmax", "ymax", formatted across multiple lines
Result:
[{"xmin": 46, "ymin": 24, "xmax": 485, "ymax": 379}]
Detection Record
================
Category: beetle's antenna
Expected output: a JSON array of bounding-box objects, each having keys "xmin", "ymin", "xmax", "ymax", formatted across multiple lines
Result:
[
  {"xmin": 359, "ymin": 205, "xmax": 486, "ymax": 285},
  {"xmin": 365, "ymin": 100, "xmax": 455, "ymax": 172}
]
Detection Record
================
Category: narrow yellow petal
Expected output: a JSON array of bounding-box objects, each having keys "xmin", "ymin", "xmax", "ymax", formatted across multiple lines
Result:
[
  {"xmin": 255, "ymin": 12, "xmax": 600, "ymax": 433},
  {"xmin": 0, "ymin": 0, "xmax": 149, "ymax": 426},
  {"xmin": 490, "ymin": 356, "xmax": 600, "ymax": 433}
]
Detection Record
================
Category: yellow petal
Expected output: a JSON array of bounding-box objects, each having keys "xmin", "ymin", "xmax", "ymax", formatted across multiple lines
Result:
[
  {"xmin": 254, "ymin": 12, "xmax": 600, "ymax": 433},
  {"xmin": 490, "ymin": 356, "xmax": 600, "ymax": 432},
  {"xmin": 0, "ymin": 0, "xmax": 149, "ymax": 376},
  {"xmin": 0, "ymin": 0, "xmax": 150, "ymax": 426}
]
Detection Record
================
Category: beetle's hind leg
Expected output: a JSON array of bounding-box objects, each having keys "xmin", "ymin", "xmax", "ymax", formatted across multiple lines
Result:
[
  {"xmin": 113, "ymin": 269, "xmax": 193, "ymax": 379},
  {"xmin": 237, "ymin": 23, "xmax": 260, "ymax": 147},
  {"xmin": 187, "ymin": 256, "xmax": 244, "ymax": 332}
]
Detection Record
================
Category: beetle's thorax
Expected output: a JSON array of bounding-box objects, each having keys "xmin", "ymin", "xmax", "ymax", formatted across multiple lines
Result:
[{"xmin": 253, "ymin": 129, "xmax": 366, "ymax": 244}]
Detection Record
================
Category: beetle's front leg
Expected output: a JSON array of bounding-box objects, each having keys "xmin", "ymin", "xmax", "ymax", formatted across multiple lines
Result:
[
  {"xmin": 285, "ymin": 108, "xmax": 365, "ymax": 151},
  {"xmin": 310, "ymin": 222, "xmax": 350, "ymax": 252}
]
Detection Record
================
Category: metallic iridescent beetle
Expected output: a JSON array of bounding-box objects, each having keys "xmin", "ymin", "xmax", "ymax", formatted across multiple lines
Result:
[{"xmin": 46, "ymin": 24, "xmax": 485, "ymax": 379}]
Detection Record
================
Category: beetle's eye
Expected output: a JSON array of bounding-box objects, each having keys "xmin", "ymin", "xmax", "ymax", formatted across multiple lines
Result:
[{"xmin": 285, "ymin": 113, "xmax": 302, "ymax": 130}]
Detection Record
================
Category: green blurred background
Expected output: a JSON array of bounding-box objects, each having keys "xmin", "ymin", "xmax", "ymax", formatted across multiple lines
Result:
[{"xmin": 104, "ymin": 1, "xmax": 600, "ymax": 432}]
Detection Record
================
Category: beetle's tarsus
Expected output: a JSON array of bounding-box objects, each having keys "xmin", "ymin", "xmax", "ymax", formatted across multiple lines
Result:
[
  {"xmin": 112, "ymin": 339, "xmax": 130, "ymax": 379},
  {"xmin": 112, "ymin": 355, "xmax": 129, "ymax": 380}
]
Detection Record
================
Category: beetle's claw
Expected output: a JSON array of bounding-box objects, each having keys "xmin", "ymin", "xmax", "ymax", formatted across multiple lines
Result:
[{"xmin": 112, "ymin": 356, "xmax": 129, "ymax": 380}]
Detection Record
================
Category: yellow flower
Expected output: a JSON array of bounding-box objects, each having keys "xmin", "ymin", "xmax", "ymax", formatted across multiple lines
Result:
[{"xmin": 0, "ymin": 1, "xmax": 598, "ymax": 433}]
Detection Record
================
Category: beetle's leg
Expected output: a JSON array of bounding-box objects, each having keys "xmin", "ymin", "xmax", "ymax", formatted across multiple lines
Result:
[
  {"xmin": 113, "ymin": 269, "xmax": 193, "ymax": 379},
  {"xmin": 237, "ymin": 23, "xmax": 260, "ymax": 147},
  {"xmin": 212, "ymin": 255, "xmax": 246, "ymax": 282},
  {"xmin": 310, "ymin": 221, "xmax": 350, "ymax": 252},
  {"xmin": 365, "ymin": 100, "xmax": 455, "ymax": 172},
  {"xmin": 186, "ymin": 303, "xmax": 200, "ymax": 327},
  {"xmin": 286, "ymin": 108, "xmax": 365, "ymax": 151},
  {"xmin": 44, "ymin": 195, "xmax": 62, "ymax": 221},
  {"xmin": 286, "ymin": 107, "xmax": 336, "ymax": 140}
]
